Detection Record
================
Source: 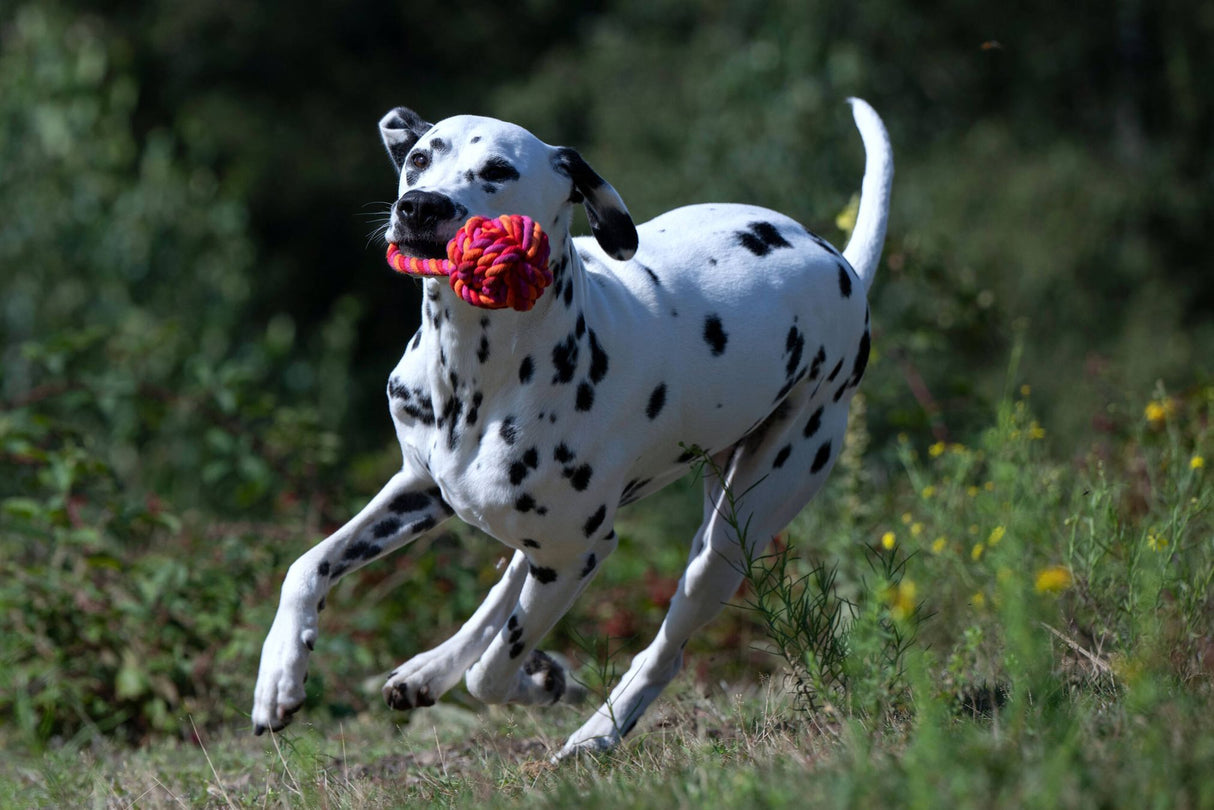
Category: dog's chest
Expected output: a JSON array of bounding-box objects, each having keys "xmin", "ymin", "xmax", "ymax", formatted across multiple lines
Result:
[{"xmin": 386, "ymin": 317, "xmax": 625, "ymax": 547}]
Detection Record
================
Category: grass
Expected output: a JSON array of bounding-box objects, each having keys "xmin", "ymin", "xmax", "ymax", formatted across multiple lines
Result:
[{"xmin": 2, "ymin": 381, "xmax": 1213, "ymax": 808}]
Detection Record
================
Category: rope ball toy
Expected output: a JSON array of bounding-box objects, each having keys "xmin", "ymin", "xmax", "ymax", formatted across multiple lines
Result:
[{"xmin": 386, "ymin": 215, "xmax": 552, "ymax": 312}]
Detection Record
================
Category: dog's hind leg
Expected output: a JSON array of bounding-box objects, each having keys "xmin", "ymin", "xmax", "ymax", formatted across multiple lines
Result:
[
  {"xmin": 382, "ymin": 549, "xmax": 529, "ymax": 711},
  {"xmin": 252, "ymin": 466, "xmax": 453, "ymax": 734},
  {"xmin": 558, "ymin": 398, "xmax": 851, "ymax": 758}
]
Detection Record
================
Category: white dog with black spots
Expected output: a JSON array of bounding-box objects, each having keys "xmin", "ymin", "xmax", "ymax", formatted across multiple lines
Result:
[{"xmin": 252, "ymin": 98, "xmax": 893, "ymax": 758}]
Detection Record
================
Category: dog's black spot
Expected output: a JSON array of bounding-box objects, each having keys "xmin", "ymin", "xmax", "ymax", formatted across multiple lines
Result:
[
  {"xmin": 523, "ymin": 447, "xmax": 539, "ymax": 468},
  {"xmin": 519, "ymin": 355, "xmax": 535, "ymax": 384},
  {"xmin": 522, "ymin": 538, "xmax": 540, "ymax": 549},
  {"xmin": 470, "ymin": 135, "xmax": 481, "ymax": 144},
  {"xmin": 826, "ymin": 359, "xmax": 844, "ymax": 383},
  {"xmin": 508, "ymin": 615, "xmax": 519, "ymax": 630},
  {"xmin": 811, "ymin": 441, "xmax": 832, "ymax": 474},
  {"xmin": 834, "ymin": 383, "xmax": 850, "ymax": 402},
  {"xmin": 317, "ymin": 561, "xmax": 330, "ymax": 577},
  {"xmin": 529, "ymin": 564, "xmax": 558, "ymax": 584},
  {"xmin": 838, "ymin": 262, "xmax": 853, "ymax": 298},
  {"xmin": 803, "ymin": 405, "xmax": 824, "ymax": 438},
  {"xmin": 464, "ymin": 169, "xmax": 475, "ymax": 183},
  {"xmin": 810, "ymin": 346, "xmax": 827, "ymax": 380},
  {"xmin": 588, "ymin": 330, "xmax": 609, "ymax": 383},
  {"xmin": 482, "ymin": 183, "xmax": 498, "ymax": 194},
  {"xmin": 387, "ymin": 489, "xmax": 426, "ymax": 515},
  {"xmin": 479, "ymin": 157, "xmax": 520, "ymax": 183},
  {"xmin": 330, "ymin": 562, "xmax": 349, "ymax": 579},
  {"xmin": 576, "ymin": 381, "xmax": 595, "ymax": 411},
  {"xmin": 785, "ymin": 325, "xmax": 805, "ymax": 378},
  {"xmin": 851, "ymin": 331, "xmax": 871, "ymax": 387},
  {"xmin": 410, "ymin": 330, "xmax": 423, "ymax": 351},
  {"xmin": 536, "ymin": 506, "xmax": 548, "ymax": 516},
  {"xmin": 410, "ymin": 515, "xmax": 437, "ymax": 534},
  {"xmin": 477, "ymin": 335, "xmax": 491, "ymax": 363},
  {"xmin": 466, "ymin": 391, "xmax": 483, "ymax": 426},
  {"xmin": 580, "ymin": 554, "xmax": 597, "ymax": 578},
  {"xmin": 703, "ymin": 314, "xmax": 728, "ymax": 356},
  {"xmin": 430, "ymin": 137, "xmax": 450, "ymax": 153},
  {"xmin": 500, "ymin": 417, "xmax": 519, "ymax": 446},
  {"xmin": 509, "ymin": 461, "xmax": 530, "ymax": 486},
  {"xmin": 552, "ymin": 335, "xmax": 579, "ymax": 383},
  {"xmin": 344, "ymin": 540, "xmax": 374, "ymax": 561},
  {"xmin": 563, "ymin": 277, "xmax": 575, "ymax": 306},
  {"xmin": 773, "ymin": 445, "xmax": 792, "ymax": 469},
  {"xmin": 440, "ymin": 396, "xmax": 464, "ymax": 449},
  {"xmin": 568, "ymin": 464, "xmax": 593, "ymax": 491},
  {"xmin": 509, "ymin": 627, "xmax": 523, "ymax": 644},
  {"xmin": 583, "ymin": 504, "xmax": 607, "ymax": 538},
  {"xmin": 554, "ymin": 442, "xmax": 575, "ymax": 463},
  {"xmin": 515, "ymin": 494, "xmax": 536, "ymax": 513},
  {"xmin": 646, "ymin": 383, "xmax": 667, "ymax": 420},
  {"xmin": 373, "ymin": 517, "xmax": 402, "ymax": 539},
  {"xmin": 576, "ymin": 313, "xmax": 586, "ymax": 338},
  {"xmin": 736, "ymin": 221, "xmax": 793, "ymax": 256},
  {"xmin": 388, "ymin": 379, "xmax": 408, "ymax": 400},
  {"xmin": 510, "ymin": 642, "xmax": 525, "ymax": 659},
  {"xmin": 638, "ymin": 263, "xmax": 661, "ymax": 285}
]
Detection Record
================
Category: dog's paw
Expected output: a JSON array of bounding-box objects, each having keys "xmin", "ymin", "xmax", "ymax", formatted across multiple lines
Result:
[
  {"xmin": 381, "ymin": 649, "xmax": 460, "ymax": 711},
  {"xmin": 554, "ymin": 722, "xmax": 620, "ymax": 762},
  {"xmin": 251, "ymin": 610, "xmax": 317, "ymax": 734}
]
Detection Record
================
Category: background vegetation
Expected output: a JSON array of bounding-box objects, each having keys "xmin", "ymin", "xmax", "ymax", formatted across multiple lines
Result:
[{"xmin": 1, "ymin": 0, "xmax": 1211, "ymax": 806}]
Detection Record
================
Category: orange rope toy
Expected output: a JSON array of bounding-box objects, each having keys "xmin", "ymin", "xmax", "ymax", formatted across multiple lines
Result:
[{"xmin": 386, "ymin": 215, "xmax": 552, "ymax": 312}]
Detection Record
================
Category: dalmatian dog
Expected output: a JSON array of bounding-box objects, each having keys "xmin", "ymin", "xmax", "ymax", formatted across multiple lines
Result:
[{"xmin": 253, "ymin": 98, "xmax": 892, "ymax": 758}]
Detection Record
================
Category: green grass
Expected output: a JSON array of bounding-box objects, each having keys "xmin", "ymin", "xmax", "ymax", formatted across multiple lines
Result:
[{"xmin": 2, "ymin": 383, "xmax": 1212, "ymax": 808}]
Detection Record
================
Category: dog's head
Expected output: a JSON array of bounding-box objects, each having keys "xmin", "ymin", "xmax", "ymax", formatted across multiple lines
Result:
[{"xmin": 379, "ymin": 107, "xmax": 637, "ymax": 262}]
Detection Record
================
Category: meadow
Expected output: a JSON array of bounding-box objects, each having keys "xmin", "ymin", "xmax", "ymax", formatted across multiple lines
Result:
[{"xmin": 3, "ymin": 2, "xmax": 1213, "ymax": 807}]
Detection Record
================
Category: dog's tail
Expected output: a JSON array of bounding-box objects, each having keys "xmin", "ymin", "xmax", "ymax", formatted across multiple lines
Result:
[{"xmin": 841, "ymin": 98, "xmax": 894, "ymax": 293}]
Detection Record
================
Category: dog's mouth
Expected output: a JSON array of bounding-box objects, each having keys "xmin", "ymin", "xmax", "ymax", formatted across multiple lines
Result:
[{"xmin": 392, "ymin": 236, "xmax": 449, "ymax": 260}]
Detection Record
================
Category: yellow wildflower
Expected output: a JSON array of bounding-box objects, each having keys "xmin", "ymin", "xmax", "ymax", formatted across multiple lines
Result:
[
  {"xmin": 911, "ymin": 522, "xmax": 924, "ymax": 538},
  {"xmin": 881, "ymin": 531, "xmax": 896, "ymax": 550},
  {"xmin": 971, "ymin": 543, "xmax": 985, "ymax": 561},
  {"xmin": 883, "ymin": 579, "xmax": 918, "ymax": 621},
  {"xmin": 988, "ymin": 525, "xmax": 1006, "ymax": 546},
  {"xmin": 971, "ymin": 591, "xmax": 986, "ymax": 609},
  {"xmin": 984, "ymin": 481, "xmax": 995, "ymax": 492},
  {"xmin": 1144, "ymin": 398, "xmax": 1175, "ymax": 427},
  {"xmin": 966, "ymin": 485, "xmax": 979, "ymax": 498},
  {"xmin": 1020, "ymin": 384, "xmax": 1031, "ymax": 397},
  {"xmin": 1029, "ymin": 422, "xmax": 1046, "ymax": 440},
  {"xmin": 931, "ymin": 536, "xmax": 948, "ymax": 554},
  {"xmin": 1192, "ymin": 455, "xmax": 1205, "ymax": 471},
  {"xmin": 901, "ymin": 512, "xmax": 913, "ymax": 525},
  {"xmin": 929, "ymin": 441, "xmax": 947, "ymax": 458},
  {"xmin": 921, "ymin": 485, "xmax": 936, "ymax": 499},
  {"xmin": 1146, "ymin": 531, "xmax": 1168, "ymax": 552},
  {"xmin": 1034, "ymin": 566, "xmax": 1073, "ymax": 594}
]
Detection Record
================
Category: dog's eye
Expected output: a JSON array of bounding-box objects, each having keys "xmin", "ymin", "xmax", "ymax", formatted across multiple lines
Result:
[{"xmin": 410, "ymin": 152, "xmax": 430, "ymax": 170}]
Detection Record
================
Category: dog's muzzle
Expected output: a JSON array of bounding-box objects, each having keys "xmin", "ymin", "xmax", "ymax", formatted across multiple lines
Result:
[{"xmin": 391, "ymin": 190, "xmax": 458, "ymax": 258}]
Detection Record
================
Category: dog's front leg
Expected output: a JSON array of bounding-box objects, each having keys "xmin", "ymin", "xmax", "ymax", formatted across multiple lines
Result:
[
  {"xmin": 251, "ymin": 467, "xmax": 452, "ymax": 734},
  {"xmin": 464, "ymin": 532, "xmax": 618, "ymax": 707}
]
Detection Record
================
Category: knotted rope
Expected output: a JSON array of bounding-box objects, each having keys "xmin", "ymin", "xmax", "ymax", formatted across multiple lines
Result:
[{"xmin": 386, "ymin": 215, "xmax": 552, "ymax": 312}]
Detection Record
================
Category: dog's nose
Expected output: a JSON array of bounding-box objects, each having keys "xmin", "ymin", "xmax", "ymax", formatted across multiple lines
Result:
[{"xmin": 395, "ymin": 190, "xmax": 456, "ymax": 231}]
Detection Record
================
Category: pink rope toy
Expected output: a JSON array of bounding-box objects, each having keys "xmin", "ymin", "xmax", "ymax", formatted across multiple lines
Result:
[{"xmin": 386, "ymin": 214, "xmax": 552, "ymax": 312}]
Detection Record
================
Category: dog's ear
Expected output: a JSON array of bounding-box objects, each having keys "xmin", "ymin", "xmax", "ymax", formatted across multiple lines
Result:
[
  {"xmin": 552, "ymin": 147, "xmax": 638, "ymax": 261},
  {"xmin": 379, "ymin": 107, "xmax": 432, "ymax": 172}
]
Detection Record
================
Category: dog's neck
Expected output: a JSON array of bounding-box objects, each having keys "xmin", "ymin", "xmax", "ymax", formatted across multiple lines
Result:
[{"xmin": 416, "ymin": 222, "xmax": 590, "ymax": 401}]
